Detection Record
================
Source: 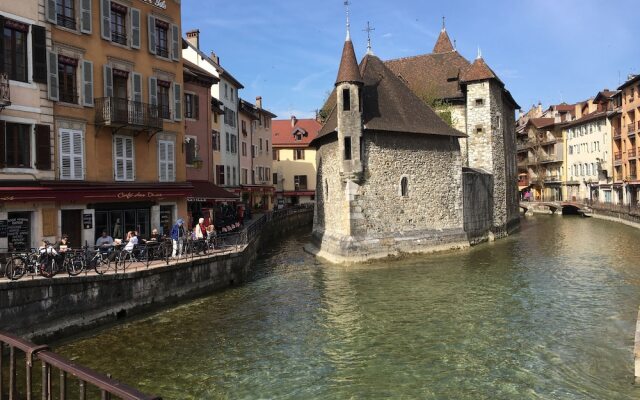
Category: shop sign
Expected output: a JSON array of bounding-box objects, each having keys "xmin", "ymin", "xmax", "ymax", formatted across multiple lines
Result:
[
  {"xmin": 187, "ymin": 197, "xmax": 208, "ymax": 202},
  {"xmin": 139, "ymin": 0, "xmax": 166, "ymax": 9},
  {"xmin": 116, "ymin": 192, "xmax": 167, "ymax": 200},
  {"xmin": 83, "ymin": 213, "xmax": 93, "ymax": 230},
  {"xmin": 0, "ymin": 220, "xmax": 7, "ymax": 238}
]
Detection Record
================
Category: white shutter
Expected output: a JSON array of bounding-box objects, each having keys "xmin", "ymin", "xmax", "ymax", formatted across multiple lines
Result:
[
  {"xmin": 47, "ymin": 51, "xmax": 59, "ymax": 101},
  {"xmin": 167, "ymin": 141, "xmax": 175, "ymax": 181},
  {"xmin": 100, "ymin": 0, "xmax": 111, "ymax": 40},
  {"xmin": 82, "ymin": 60, "xmax": 94, "ymax": 107},
  {"xmin": 149, "ymin": 77, "xmax": 157, "ymax": 105},
  {"xmin": 171, "ymin": 24, "xmax": 179, "ymax": 61},
  {"xmin": 130, "ymin": 8, "xmax": 141, "ymax": 49},
  {"xmin": 148, "ymin": 15, "xmax": 156, "ymax": 54},
  {"xmin": 125, "ymin": 137, "xmax": 134, "ymax": 180},
  {"xmin": 114, "ymin": 136, "xmax": 124, "ymax": 180},
  {"xmin": 80, "ymin": 0, "xmax": 92, "ymax": 34},
  {"xmin": 103, "ymin": 65, "xmax": 113, "ymax": 98},
  {"xmin": 45, "ymin": 0, "xmax": 57, "ymax": 24},
  {"xmin": 60, "ymin": 129, "xmax": 84, "ymax": 180},
  {"xmin": 173, "ymin": 83, "xmax": 182, "ymax": 121},
  {"xmin": 114, "ymin": 136, "xmax": 134, "ymax": 181},
  {"xmin": 158, "ymin": 141, "xmax": 167, "ymax": 182}
]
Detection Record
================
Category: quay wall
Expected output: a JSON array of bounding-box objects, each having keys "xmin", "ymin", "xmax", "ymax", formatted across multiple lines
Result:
[{"xmin": 0, "ymin": 210, "xmax": 313, "ymax": 342}]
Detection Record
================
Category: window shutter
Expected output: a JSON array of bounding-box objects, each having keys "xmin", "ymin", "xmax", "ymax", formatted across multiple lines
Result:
[
  {"xmin": 31, "ymin": 25, "xmax": 47, "ymax": 83},
  {"xmin": 114, "ymin": 136, "xmax": 124, "ymax": 180},
  {"xmin": 45, "ymin": 0, "xmax": 57, "ymax": 24},
  {"xmin": 100, "ymin": 0, "xmax": 111, "ymax": 40},
  {"xmin": 35, "ymin": 125, "xmax": 52, "ymax": 170},
  {"xmin": 132, "ymin": 72, "xmax": 142, "ymax": 103},
  {"xmin": 80, "ymin": 0, "xmax": 92, "ymax": 34},
  {"xmin": 47, "ymin": 51, "xmax": 59, "ymax": 101},
  {"xmin": 82, "ymin": 60, "xmax": 94, "ymax": 107},
  {"xmin": 173, "ymin": 83, "xmax": 182, "ymax": 121},
  {"xmin": 185, "ymin": 139, "xmax": 194, "ymax": 165},
  {"xmin": 71, "ymin": 130, "xmax": 84, "ymax": 179},
  {"xmin": 114, "ymin": 136, "xmax": 135, "ymax": 181},
  {"xmin": 130, "ymin": 8, "xmax": 141, "ymax": 49},
  {"xmin": 158, "ymin": 141, "xmax": 167, "ymax": 181},
  {"xmin": 125, "ymin": 137, "xmax": 134, "ymax": 180},
  {"xmin": 103, "ymin": 65, "xmax": 113, "ymax": 98},
  {"xmin": 149, "ymin": 77, "xmax": 157, "ymax": 105},
  {"xmin": 194, "ymin": 95, "xmax": 199, "ymax": 119},
  {"xmin": 167, "ymin": 141, "xmax": 175, "ymax": 181},
  {"xmin": 60, "ymin": 129, "xmax": 72, "ymax": 179},
  {"xmin": 171, "ymin": 24, "xmax": 179, "ymax": 61},
  {"xmin": 148, "ymin": 15, "xmax": 156, "ymax": 55},
  {"xmin": 0, "ymin": 121, "xmax": 5, "ymax": 168}
]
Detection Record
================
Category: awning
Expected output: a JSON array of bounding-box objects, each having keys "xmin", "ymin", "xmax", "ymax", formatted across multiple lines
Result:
[
  {"xmin": 282, "ymin": 191, "xmax": 315, "ymax": 196},
  {"xmin": 0, "ymin": 181, "xmax": 192, "ymax": 203},
  {"xmin": 187, "ymin": 181, "xmax": 238, "ymax": 202}
]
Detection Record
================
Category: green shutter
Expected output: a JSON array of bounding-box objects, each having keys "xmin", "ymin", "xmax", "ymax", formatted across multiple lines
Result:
[{"xmin": 31, "ymin": 25, "xmax": 47, "ymax": 83}]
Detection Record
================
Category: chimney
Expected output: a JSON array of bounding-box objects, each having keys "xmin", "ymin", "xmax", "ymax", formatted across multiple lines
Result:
[
  {"xmin": 210, "ymin": 51, "xmax": 219, "ymax": 64},
  {"xmin": 291, "ymin": 115, "xmax": 297, "ymax": 128},
  {"xmin": 256, "ymin": 96, "xmax": 262, "ymax": 109},
  {"xmin": 186, "ymin": 29, "xmax": 200, "ymax": 50}
]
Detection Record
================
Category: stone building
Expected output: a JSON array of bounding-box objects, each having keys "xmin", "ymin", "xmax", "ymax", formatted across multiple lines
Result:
[{"xmin": 307, "ymin": 31, "xmax": 469, "ymax": 263}]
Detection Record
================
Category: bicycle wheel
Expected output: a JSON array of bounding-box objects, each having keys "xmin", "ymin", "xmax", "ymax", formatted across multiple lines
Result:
[
  {"xmin": 6, "ymin": 257, "xmax": 27, "ymax": 280},
  {"xmin": 66, "ymin": 253, "xmax": 85, "ymax": 276},
  {"xmin": 39, "ymin": 256, "xmax": 57, "ymax": 278}
]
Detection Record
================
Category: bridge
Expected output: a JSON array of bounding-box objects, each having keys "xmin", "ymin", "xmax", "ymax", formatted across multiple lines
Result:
[{"xmin": 519, "ymin": 201, "xmax": 593, "ymax": 216}]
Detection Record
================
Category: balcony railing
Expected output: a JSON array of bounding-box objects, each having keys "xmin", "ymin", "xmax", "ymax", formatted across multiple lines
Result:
[
  {"xmin": 57, "ymin": 14, "xmax": 76, "ymax": 30},
  {"xmin": 614, "ymin": 129, "xmax": 622, "ymax": 139},
  {"xmin": 614, "ymin": 151, "xmax": 623, "ymax": 161},
  {"xmin": 629, "ymin": 148, "xmax": 637, "ymax": 158},
  {"xmin": 0, "ymin": 73, "xmax": 10, "ymax": 108},
  {"xmin": 95, "ymin": 97, "xmax": 163, "ymax": 131},
  {"xmin": 543, "ymin": 175, "xmax": 561, "ymax": 182},
  {"xmin": 628, "ymin": 123, "xmax": 636, "ymax": 135}
]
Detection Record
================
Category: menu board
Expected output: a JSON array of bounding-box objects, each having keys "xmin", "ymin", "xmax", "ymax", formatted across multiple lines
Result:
[
  {"xmin": 83, "ymin": 213, "xmax": 93, "ymax": 229},
  {"xmin": 160, "ymin": 207, "xmax": 172, "ymax": 236},
  {"xmin": 0, "ymin": 220, "xmax": 7, "ymax": 238},
  {"xmin": 8, "ymin": 215, "xmax": 30, "ymax": 251}
]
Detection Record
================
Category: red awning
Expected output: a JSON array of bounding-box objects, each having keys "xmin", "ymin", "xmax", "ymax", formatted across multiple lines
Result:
[
  {"xmin": 187, "ymin": 181, "xmax": 238, "ymax": 202},
  {"xmin": 0, "ymin": 182, "xmax": 193, "ymax": 203}
]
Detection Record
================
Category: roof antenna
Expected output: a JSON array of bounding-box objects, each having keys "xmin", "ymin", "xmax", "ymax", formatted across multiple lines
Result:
[
  {"xmin": 344, "ymin": 0, "xmax": 351, "ymax": 41},
  {"xmin": 477, "ymin": 46, "xmax": 482, "ymax": 59},
  {"xmin": 364, "ymin": 21, "xmax": 375, "ymax": 55},
  {"xmin": 442, "ymin": 16, "xmax": 446, "ymax": 31}
]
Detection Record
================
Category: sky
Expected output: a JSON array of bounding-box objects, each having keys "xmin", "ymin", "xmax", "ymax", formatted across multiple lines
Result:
[{"xmin": 182, "ymin": 0, "xmax": 640, "ymax": 119}]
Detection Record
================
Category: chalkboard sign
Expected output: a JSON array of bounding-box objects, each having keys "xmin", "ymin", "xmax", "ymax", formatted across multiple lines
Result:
[
  {"xmin": 0, "ymin": 220, "xmax": 7, "ymax": 238},
  {"xmin": 160, "ymin": 207, "xmax": 172, "ymax": 236},
  {"xmin": 83, "ymin": 213, "xmax": 93, "ymax": 229},
  {"xmin": 7, "ymin": 215, "xmax": 30, "ymax": 251}
]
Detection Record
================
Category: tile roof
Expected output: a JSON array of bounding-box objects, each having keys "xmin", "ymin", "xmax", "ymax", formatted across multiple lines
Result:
[
  {"xmin": 433, "ymin": 29, "xmax": 455, "ymax": 53},
  {"xmin": 562, "ymin": 111, "xmax": 607, "ymax": 128},
  {"xmin": 314, "ymin": 54, "xmax": 465, "ymax": 144},
  {"xmin": 336, "ymin": 39, "xmax": 364, "ymax": 85},
  {"xmin": 527, "ymin": 118, "xmax": 556, "ymax": 129},
  {"xmin": 593, "ymin": 90, "xmax": 619, "ymax": 103},
  {"xmin": 384, "ymin": 51, "xmax": 470, "ymax": 100},
  {"xmin": 272, "ymin": 118, "xmax": 322, "ymax": 147},
  {"xmin": 460, "ymin": 57, "xmax": 501, "ymax": 84}
]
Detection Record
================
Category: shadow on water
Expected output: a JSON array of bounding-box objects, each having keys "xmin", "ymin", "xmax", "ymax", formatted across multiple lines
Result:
[{"xmin": 51, "ymin": 216, "xmax": 640, "ymax": 399}]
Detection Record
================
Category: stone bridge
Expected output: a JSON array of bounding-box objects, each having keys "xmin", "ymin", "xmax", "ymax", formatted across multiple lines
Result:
[{"xmin": 519, "ymin": 201, "xmax": 593, "ymax": 216}]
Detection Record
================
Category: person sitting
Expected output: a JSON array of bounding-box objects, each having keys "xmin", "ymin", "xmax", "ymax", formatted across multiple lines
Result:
[
  {"xmin": 96, "ymin": 230, "xmax": 114, "ymax": 248},
  {"xmin": 124, "ymin": 231, "xmax": 138, "ymax": 252},
  {"xmin": 144, "ymin": 228, "xmax": 160, "ymax": 243}
]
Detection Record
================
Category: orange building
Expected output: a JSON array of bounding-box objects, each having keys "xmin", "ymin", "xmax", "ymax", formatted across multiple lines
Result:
[
  {"xmin": 612, "ymin": 75, "xmax": 640, "ymax": 205},
  {"xmin": 1, "ymin": 0, "xmax": 190, "ymax": 247}
]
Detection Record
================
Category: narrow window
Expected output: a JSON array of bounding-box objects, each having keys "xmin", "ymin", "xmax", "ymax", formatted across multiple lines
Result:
[
  {"xmin": 3, "ymin": 19, "xmax": 29, "ymax": 82},
  {"xmin": 325, "ymin": 179, "xmax": 329, "ymax": 198},
  {"xmin": 342, "ymin": 88, "xmax": 351, "ymax": 111},
  {"xmin": 358, "ymin": 87, "xmax": 362, "ymax": 112},
  {"xmin": 401, "ymin": 177, "xmax": 409, "ymax": 197},
  {"xmin": 344, "ymin": 136, "xmax": 352, "ymax": 160},
  {"xmin": 475, "ymin": 98, "xmax": 484, "ymax": 106}
]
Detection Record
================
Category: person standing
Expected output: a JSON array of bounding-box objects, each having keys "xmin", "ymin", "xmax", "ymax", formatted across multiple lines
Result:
[{"xmin": 171, "ymin": 219, "xmax": 186, "ymax": 258}]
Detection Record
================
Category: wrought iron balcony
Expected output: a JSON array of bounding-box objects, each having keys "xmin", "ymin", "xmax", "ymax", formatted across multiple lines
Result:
[
  {"xmin": 95, "ymin": 97, "xmax": 163, "ymax": 131},
  {"xmin": 0, "ymin": 73, "xmax": 10, "ymax": 109}
]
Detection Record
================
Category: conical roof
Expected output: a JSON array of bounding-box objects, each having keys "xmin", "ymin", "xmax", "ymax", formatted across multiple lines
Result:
[
  {"xmin": 432, "ymin": 29, "xmax": 454, "ymax": 53},
  {"xmin": 461, "ymin": 56, "xmax": 501, "ymax": 84},
  {"xmin": 335, "ymin": 39, "xmax": 364, "ymax": 85}
]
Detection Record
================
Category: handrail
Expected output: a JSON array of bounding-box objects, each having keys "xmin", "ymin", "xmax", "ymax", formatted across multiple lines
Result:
[{"xmin": 0, "ymin": 331, "xmax": 161, "ymax": 400}]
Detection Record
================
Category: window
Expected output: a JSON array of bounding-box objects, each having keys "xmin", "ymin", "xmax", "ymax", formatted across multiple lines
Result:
[
  {"xmin": 59, "ymin": 128, "xmax": 83, "ymax": 179},
  {"xmin": 56, "ymin": 0, "xmax": 76, "ymax": 30},
  {"xmin": 224, "ymin": 83, "xmax": 228, "ymax": 99},
  {"xmin": 232, "ymin": 166, "xmax": 237, "ymax": 185},
  {"xmin": 475, "ymin": 98, "xmax": 484, "ymax": 106},
  {"xmin": 259, "ymin": 138, "xmax": 263, "ymax": 151},
  {"xmin": 266, "ymin": 140, "xmax": 269, "ymax": 153},
  {"xmin": 242, "ymin": 141, "xmax": 247, "ymax": 157},
  {"xmin": 216, "ymin": 165, "xmax": 225, "ymax": 185},
  {"xmin": 212, "ymin": 131, "xmax": 220, "ymax": 151},
  {"xmin": 568, "ymin": 146, "xmax": 573, "ymax": 155},
  {"xmin": 3, "ymin": 19, "xmax": 28, "ymax": 82},
  {"xmin": 58, "ymin": 55, "xmax": 78, "ymax": 103},
  {"xmin": 225, "ymin": 132, "xmax": 230, "ymax": 152},
  {"xmin": 273, "ymin": 149, "xmax": 279, "ymax": 161},
  {"xmin": 241, "ymin": 168, "xmax": 247, "ymax": 184},
  {"xmin": 113, "ymin": 136, "xmax": 134, "ymax": 181},
  {"xmin": 113, "ymin": 72, "xmax": 128, "ymax": 99},
  {"xmin": 110, "ymin": 3, "xmax": 127, "ymax": 45},
  {"xmin": 343, "ymin": 88, "xmax": 351, "ymax": 111},
  {"xmin": 476, "ymin": 126, "xmax": 483, "ymax": 134},
  {"xmin": 257, "ymin": 166, "xmax": 263, "ymax": 181},
  {"xmin": 157, "ymin": 81, "xmax": 171, "ymax": 119},
  {"xmin": 241, "ymin": 120, "xmax": 247, "ymax": 134},
  {"xmin": 344, "ymin": 137, "xmax": 352, "ymax": 160},
  {"xmin": 265, "ymin": 118, "xmax": 270, "ymax": 128},
  {"xmin": 185, "ymin": 93, "xmax": 199, "ymax": 119},
  {"xmin": 2, "ymin": 123, "xmax": 31, "ymax": 168},
  {"xmin": 251, "ymin": 144, "xmax": 256, "ymax": 158},
  {"xmin": 155, "ymin": 20, "xmax": 169, "ymax": 58},
  {"xmin": 224, "ymin": 108, "xmax": 236, "ymax": 127},
  {"xmin": 230, "ymin": 134, "xmax": 237, "ymax": 154},
  {"xmin": 265, "ymin": 167, "xmax": 270, "ymax": 181},
  {"xmin": 226, "ymin": 166, "xmax": 230, "ymax": 185},
  {"xmin": 158, "ymin": 139, "xmax": 175, "ymax": 182},
  {"xmin": 400, "ymin": 176, "xmax": 409, "ymax": 197},
  {"xmin": 184, "ymin": 137, "xmax": 196, "ymax": 165},
  {"xmin": 273, "ymin": 173, "xmax": 278, "ymax": 185},
  {"xmin": 294, "ymin": 149, "xmax": 305, "ymax": 160},
  {"xmin": 294, "ymin": 175, "xmax": 307, "ymax": 190},
  {"xmin": 230, "ymin": 88, "xmax": 234, "ymax": 101}
]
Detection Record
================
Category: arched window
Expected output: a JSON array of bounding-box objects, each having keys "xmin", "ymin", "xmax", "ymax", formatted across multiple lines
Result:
[{"xmin": 400, "ymin": 177, "xmax": 409, "ymax": 197}]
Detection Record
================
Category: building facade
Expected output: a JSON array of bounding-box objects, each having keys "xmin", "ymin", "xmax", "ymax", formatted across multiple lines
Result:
[
  {"xmin": 272, "ymin": 116, "xmax": 321, "ymax": 207},
  {"xmin": 613, "ymin": 75, "xmax": 640, "ymax": 205}
]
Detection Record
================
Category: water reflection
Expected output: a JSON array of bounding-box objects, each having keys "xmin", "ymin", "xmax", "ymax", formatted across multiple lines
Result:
[{"xmin": 57, "ymin": 218, "xmax": 640, "ymax": 399}]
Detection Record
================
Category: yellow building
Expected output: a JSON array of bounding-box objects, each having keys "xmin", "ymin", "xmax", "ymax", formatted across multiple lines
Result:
[
  {"xmin": 1, "ymin": 0, "xmax": 189, "ymax": 248},
  {"xmin": 272, "ymin": 116, "xmax": 321, "ymax": 207}
]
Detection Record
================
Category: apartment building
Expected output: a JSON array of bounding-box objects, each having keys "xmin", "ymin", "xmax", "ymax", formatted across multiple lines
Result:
[
  {"xmin": 613, "ymin": 75, "xmax": 640, "ymax": 205},
  {"xmin": 272, "ymin": 116, "xmax": 321, "ymax": 207}
]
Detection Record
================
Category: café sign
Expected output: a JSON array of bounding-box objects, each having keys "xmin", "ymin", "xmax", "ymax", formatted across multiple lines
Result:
[{"xmin": 139, "ymin": 0, "xmax": 167, "ymax": 9}]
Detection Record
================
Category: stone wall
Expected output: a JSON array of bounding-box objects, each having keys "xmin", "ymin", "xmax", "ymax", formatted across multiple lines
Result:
[
  {"xmin": 463, "ymin": 168, "xmax": 493, "ymax": 244},
  {"xmin": 466, "ymin": 82, "xmax": 494, "ymax": 172},
  {"xmin": 0, "ymin": 210, "xmax": 313, "ymax": 342}
]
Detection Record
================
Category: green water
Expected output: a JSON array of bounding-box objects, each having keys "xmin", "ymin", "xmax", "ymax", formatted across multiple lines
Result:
[{"xmin": 57, "ymin": 216, "xmax": 640, "ymax": 399}]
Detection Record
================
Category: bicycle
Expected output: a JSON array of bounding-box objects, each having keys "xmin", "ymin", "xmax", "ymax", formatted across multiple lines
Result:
[
  {"xmin": 5, "ymin": 250, "xmax": 39, "ymax": 280},
  {"xmin": 87, "ymin": 246, "xmax": 115, "ymax": 275}
]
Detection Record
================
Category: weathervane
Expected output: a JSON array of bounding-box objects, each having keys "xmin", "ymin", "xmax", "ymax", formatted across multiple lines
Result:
[
  {"xmin": 344, "ymin": 0, "xmax": 351, "ymax": 40},
  {"xmin": 442, "ymin": 16, "xmax": 446, "ymax": 31},
  {"xmin": 364, "ymin": 21, "xmax": 375, "ymax": 55}
]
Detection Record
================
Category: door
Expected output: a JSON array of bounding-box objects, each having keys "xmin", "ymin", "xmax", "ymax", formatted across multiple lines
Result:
[{"xmin": 61, "ymin": 210, "xmax": 82, "ymax": 248}]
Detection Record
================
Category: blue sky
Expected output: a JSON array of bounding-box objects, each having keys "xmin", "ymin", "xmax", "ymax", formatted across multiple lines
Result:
[{"xmin": 182, "ymin": 0, "xmax": 639, "ymax": 119}]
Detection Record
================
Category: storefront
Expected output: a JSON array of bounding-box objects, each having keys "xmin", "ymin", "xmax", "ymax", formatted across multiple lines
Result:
[
  {"xmin": 187, "ymin": 181, "xmax": 238, "ymax": 229},
  {"xmin": 240, "ymin": 185, "xmax": 275, "ymax": 211}
]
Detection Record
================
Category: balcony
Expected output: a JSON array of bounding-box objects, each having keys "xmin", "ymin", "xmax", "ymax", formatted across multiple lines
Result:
[
  {"xmin": 629, "ymin": 148, "xmax": 637, "ymax": 159},
  {"xmin": 544, "ymin": 175, "xmax": 561, "ymax": 183},
  {"xmin": 95, "ymin": 97, "xmax": 163, "ymax": 132},
  {"xmin": 614, "ymin": 129, "xmax": 622, "ymax": 139},
  {"xmin": 628, "ymin": 123, "xmax": 636, "ymax": 136},
  {"xmin": 0, "ymin": 73, "xmax": 10, "ymax": 109}
]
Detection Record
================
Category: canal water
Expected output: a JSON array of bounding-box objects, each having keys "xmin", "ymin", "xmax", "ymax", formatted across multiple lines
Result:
[{"xmin": 57, "ymin": 216, "xmax": 640, "ymax": 399}]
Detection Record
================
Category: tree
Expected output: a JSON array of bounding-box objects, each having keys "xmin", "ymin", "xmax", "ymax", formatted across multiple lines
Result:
[{"xmin": 420, "ymin": 86, "xmax": 456, "ymax": 128}]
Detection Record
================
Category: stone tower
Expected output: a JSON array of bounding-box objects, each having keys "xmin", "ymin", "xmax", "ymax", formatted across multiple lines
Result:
[{"xmin": 335, "ymin": 33, "xmax": 365, "ymax": 181}]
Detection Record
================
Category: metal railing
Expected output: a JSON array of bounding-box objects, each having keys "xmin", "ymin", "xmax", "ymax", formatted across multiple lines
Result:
[
  {"xmin": 95, "ymin": 97, "xmax": 163, "ymax": 130},
  {"xmin": 0, "ymin": 73, "xmax": 10, "ymax": 107},
  {"xmin": 0, "ymin": 331, "xmax": 161, "ymax": 400},
  {"xmin": 586, "ymin": 200, "xmax": 640, "ymax": 216},
  {"xmin": 629, "ymin": 124, "xmax": 637, "ymax": 134},
  {"xmin": 629, "ymin": 148, "xmax": 637, "ymax": 158},
  {"xmin": 615, "ymin": 151, "xmax": 623, "ymax": 161}
]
